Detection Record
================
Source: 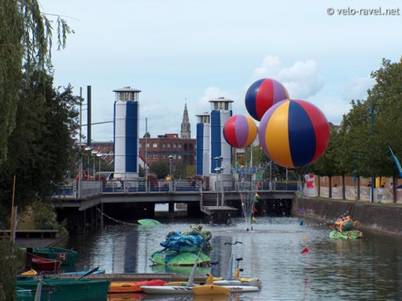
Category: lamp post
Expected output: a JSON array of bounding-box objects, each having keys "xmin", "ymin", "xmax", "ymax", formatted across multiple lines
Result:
[
  {"xmin": 214, "ymin": 156, "xmax": 223, "ymax": 206},
  {"xmin": 168, "ymin": 155, "xmax": 173, "ymax": 192},
  {"xmin": 84, "ymin": 146, "xmax": 92, "ymax": 179},
  {"xmin": 92, "ymin": 150, "xmax": 98, "ymax": 179}
]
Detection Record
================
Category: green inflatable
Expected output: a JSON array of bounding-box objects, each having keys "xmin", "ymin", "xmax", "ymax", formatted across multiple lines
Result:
[
  {"xmin": 151, "ymin": 250, "xmax": 210, "ymax": 266},
  {"xmin": 329, "ymin": 230, "xmax": 363, "ymax": 240}
]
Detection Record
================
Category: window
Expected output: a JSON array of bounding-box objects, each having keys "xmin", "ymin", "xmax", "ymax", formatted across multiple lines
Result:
[
  {"xmin": 146, "ymin": 143, "xmax": 150, "ymax": 148},
  {"xmin": 178, "ymin": 155, "xmax": 182, "ymax": 159},
  {"xmin": 162, "ymin": 144, "xmax": 166, "ymax": 148},
  {"xmin": 153, "ymin": 143, "xmax": 157, "ymax": 148},
  {"xmin": 173, "ymin": 144, "xmax": 176, "ymax": 148},
  {"xmin": 167, "ymin": 143, "xmax": 171, "ymax": 148}
]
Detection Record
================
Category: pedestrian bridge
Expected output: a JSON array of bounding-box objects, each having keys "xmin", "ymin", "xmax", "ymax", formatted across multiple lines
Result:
[{"xmin": 52, "ymin": 179, "xmax": 299, "ymax": 211}]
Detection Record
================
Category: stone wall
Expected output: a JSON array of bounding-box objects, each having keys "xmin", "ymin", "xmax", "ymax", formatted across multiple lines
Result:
[{"xmin": 292, "ymin": 197, "xmax": 402, "ymax": 237}]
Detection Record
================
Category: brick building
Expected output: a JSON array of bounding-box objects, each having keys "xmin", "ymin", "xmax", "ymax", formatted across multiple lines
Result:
[{"xmin": 139, "ymin": 133, "xmax": 195, "ymax": 166}]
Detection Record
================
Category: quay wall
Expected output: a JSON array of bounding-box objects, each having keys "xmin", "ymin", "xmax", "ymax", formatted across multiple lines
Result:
[{"xmin": 292, "ymin": 197, "xmax": 402, "ymax": 237}]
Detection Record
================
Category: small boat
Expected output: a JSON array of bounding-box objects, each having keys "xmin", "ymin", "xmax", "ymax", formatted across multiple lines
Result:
[
  {"xmin": 32, "ymin": 247, "xmax": 78, "ymax": 266},
  {"xmin": 140, "ymin": 285, "xmax": 192, "ymax": 295},
  {"xmin": 137, "ymin": 219, "xmax": 161, "ymax": 226},
  {"xmin": 192, "ymin": 284, "xmax": 230, "ymax": 296},
  {"xmin": 62, "ymin": 268, "xmax": 106, "ymax": 276},
  {"xmin": 330, "ymin": 230, "xmax": 363, "ymax": 240},
  {"xmin": 16, "ymin": 289, "xmax": 34, "ymax": 301},
  {"xmin": 16, "ymin": 278, "xmax": 110, "ymax": 301},
  {"xmin": 213, "ymin": 277, "xmax": 261, "ymax": 287},
  {"xmin": 31, "ymin": 254, "xmax": 61, "ymax": 272},
  {"xmin": 224, "ymin": 285, "xmax": 260, "ymax": 293},
  {"xmin": 108, "ymin": 293, "xmax": 144, "ymax": 301},
  {"xmin": 109, "ymin": 279, "xmax": 166, "ymax": 293}
]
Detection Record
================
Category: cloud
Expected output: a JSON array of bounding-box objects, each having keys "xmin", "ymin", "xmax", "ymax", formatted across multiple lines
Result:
[
  {"xmin": 251, "ymin": 55, "xmax": 324, "ymax": 99},
  {"xmin": 343, "ymin": 77, "xmax": 374, "ymax": 100}
]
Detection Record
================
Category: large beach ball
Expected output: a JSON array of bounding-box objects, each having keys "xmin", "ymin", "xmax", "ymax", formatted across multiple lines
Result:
[
  {"xmin": 223, "ymin": 115, "xmax": 257, "ymax": 148},
  {"xmin": 245, "ymin": 78, "xmax": 289, "ymax": 121},
  {"xmin": 259, "ymin": 99, "xmax": 330, "ymax": 168}
]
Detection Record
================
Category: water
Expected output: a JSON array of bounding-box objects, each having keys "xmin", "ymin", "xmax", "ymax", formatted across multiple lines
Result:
[{"xmin": 68, "ymin": 217, "xmax": 402, "ymax": 300}]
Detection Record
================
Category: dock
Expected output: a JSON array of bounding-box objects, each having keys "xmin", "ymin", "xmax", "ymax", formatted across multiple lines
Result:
[
  {"xmin": 48, "ymin": 272, "xmax": 208, "ymax": 282},
  {"xmin": 0, "ymin": 229, "xmax": 62, "ymax": 248},
  {"xmin": 201, "ymin": 205, "xmax": 237, "ymax": 224}
]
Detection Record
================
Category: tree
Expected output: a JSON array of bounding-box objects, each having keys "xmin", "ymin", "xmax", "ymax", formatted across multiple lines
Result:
[
  {"xmin": 0, "ymin": 73, "xmax": 79, "ymax": 223},
  {"xmin": 150, "ymin": 161, "xmax": 169, "ymax": 179},
  {"xmin": 0, "ymin": 0, "xmax": 72, "ymax": 163}
]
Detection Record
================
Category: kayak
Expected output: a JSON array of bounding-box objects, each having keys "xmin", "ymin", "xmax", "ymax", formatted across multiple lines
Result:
[
  {"xmin": 32, "ymin": 247, "xmax": 78, "ymax": 266},
  {"xmin": 108, "ymin": 293, "xmax": 144, "ymax": 301},
  {"xmin": 225, "ymin": 285, "xmax": 260, "ymax": 293},
  {"xmin": 213, "ymin": 277, "xmax": 261, "ymax": 287},
  {"xmin": 16, "ymin": 278, "xmax": 110, "ymax": 301},
  {"xmin": 109, "ymin": 279, "xmax": 166, "ymax": 293},
  {"xmin": 329, "ymin": 230, "xmax": 363, "ymax": 240},
  {"xmin": 16, "ymin": 289, "xmax": 34, "ymax": 301},
  {"xmin": 192, "ymin": 285, "xmax": 230, "ymax": 296},
  {"xmin": 140, "ymin": 285, "xmax": 192, "ymax": 295},
  {"xmin": 31, "ymin": 254, "xmax": 61, "ymax": 272}
]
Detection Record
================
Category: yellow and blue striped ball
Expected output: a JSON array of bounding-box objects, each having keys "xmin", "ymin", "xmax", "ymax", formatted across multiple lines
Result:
[{"xmin": 258, "ymin": 99, "xmax": 330, "ymax": 169}]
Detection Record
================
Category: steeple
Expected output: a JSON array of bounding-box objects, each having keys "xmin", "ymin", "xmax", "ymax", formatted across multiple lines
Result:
[{"xmin": 180, "ymin": 103, "xmax": 191, "ymax": 139}]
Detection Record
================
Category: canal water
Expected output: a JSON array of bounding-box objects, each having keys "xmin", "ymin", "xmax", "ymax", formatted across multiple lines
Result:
[{"xmin": 68, "ymin": 217, "xmax": 402, "ymax": 300}]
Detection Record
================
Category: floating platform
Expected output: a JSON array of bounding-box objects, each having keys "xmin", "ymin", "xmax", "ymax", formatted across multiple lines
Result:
[{"xmin": 201, "ymin": 206, "xmax": 237, "ymax": 224}]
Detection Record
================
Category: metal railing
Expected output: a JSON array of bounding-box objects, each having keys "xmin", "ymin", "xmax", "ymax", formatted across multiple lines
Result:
[{"xmin": 53, "ymin": 178, "xmax": 301, "ymax": 199}]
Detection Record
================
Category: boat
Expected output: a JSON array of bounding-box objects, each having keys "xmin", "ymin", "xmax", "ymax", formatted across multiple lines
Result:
[
  {"xmin": 16, "ymin": 289, "xmax": 34, "ymax": 301},
  {"xmin": 109, "ymin": 279, "xmax": 166, "ymax": 293},
  {"xmin": 32, "ymin": 247, "xmax": 78, "ymax": 266},
  {"xmin": 192, "ymin": 284, "xmax": 230, "ymax": 296},
  {"xmin": 140, "ymin": 285, "xmax": 192, "ymax": 295},
  {"xmin": 137, "ymin": 219, "xmax": 161, "ymax": 226},
  {"xmin": 329, "ymin": 230, "xmax": 363, "ymax": 240},
  {"xmin": 16, "ymin": 278, "xmax": 110, "ymax": 301},
  {"xmin": 224, "ymin": 285, "xmax": 260, "ymax": 292},
  {"xmin": 213, "ymin": 278, "xmax": 260, "ymax": 287},
  {"xmin": 62, "ymin": 268, "xmax": 106, "ymax": 276},
  {"xmin": 31, "ymin": 254, "xmax": 61, "ymax": 273},
  {"xmin": 108, "ymin": 293, "xmax": 144, "ymax": 301}
]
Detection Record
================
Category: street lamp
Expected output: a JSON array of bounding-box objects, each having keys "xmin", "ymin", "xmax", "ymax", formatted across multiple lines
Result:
[
  {"xmin": 97, "ymin": 153, "xmax": 102, "ymax": 177},
  {"xmin": 168, "ymin": 155, "xmax": 173, "ymax": 177},
  {"xmin": 91, "ymin": 150, "xmax": 98, "ymax": 179}
]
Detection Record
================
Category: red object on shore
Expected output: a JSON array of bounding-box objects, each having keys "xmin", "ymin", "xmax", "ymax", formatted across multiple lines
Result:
[
  {"xmin": 301, "ymin": 247, "xmax": 310, "ymax": 255},
  {"xmin": 31, "ymin": 254, "xmax": 61, "ymax": 272}
]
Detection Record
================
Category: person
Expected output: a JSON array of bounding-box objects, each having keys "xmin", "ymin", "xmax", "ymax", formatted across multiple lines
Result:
[{"xmin": 377, "ymin": 184, "xmax": 384, "ymax": 203}]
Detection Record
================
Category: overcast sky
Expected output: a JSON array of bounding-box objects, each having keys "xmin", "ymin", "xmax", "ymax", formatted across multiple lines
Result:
[{"xmin": 40, "ymin": 0, "xmax": 402, "ymax": 141}]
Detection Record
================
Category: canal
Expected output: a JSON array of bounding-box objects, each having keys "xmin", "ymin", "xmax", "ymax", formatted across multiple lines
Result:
[{"xmin": 68, "ymin": 217, "xmax": 402, "ymax": 300}]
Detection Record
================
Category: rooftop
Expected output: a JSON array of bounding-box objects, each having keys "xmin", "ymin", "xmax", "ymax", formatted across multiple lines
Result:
[{"xmin": 113, "ymin": 86, "xmax": 141, "ymax": 93}]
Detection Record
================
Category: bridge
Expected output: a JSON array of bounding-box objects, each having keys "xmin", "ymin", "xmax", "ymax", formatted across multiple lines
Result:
[{"xmin": 52, "ymin": 179, "xmax": 299, "ymax": 231}]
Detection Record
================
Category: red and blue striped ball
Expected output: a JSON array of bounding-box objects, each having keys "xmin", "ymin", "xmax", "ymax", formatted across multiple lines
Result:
[
  {"xmin": 223, "ymin": 115, "xmax": 257, "ymax": 148},
  {"xmin": 259, "ymin": 99, "xmax": 330, "ymax": 169},
  {"xmin": 245, "ymin": 78, "xmax": 289, "ymax": 121}
]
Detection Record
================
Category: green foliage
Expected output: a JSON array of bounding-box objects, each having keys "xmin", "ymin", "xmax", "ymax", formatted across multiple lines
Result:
[
  {"xmin": 0, "ymin": 0, "xmax": 72, "ymax": 162},
  {"xmin": 0, "ymin": 72, "xmax": 79, "ymax": 220},
  {"xmin": 150, "ymin": 161, "xmax": 170, "ymax": 179},
  {"xmin": 31, "ymin": 199, "xmax": 68, "ymax": 237},
  {"xmin": 310, "ymin": 58, "xmax": 402, "ymax": 178}
]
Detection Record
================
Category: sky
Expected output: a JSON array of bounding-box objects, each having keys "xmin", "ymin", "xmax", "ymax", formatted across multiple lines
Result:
[{"xmin": 40, "ymin": 0, "xmax": 402, "ymax": 142}]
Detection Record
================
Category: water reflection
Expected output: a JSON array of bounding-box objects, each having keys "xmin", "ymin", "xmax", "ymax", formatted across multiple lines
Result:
[{"xmin": 69, "ymin": 217, "xmax": 402, "ymax": 300}]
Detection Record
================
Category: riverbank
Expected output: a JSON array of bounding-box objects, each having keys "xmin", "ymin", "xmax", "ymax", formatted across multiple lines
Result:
[{"xmin": 292, "ymin": 196, "xmax": 402, "ymax": 237}]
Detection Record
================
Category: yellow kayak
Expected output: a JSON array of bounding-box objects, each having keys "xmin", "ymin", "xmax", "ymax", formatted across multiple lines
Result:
[{"xmin": 192, "ymin": 285, "xmax": 230, "ymax": 296}]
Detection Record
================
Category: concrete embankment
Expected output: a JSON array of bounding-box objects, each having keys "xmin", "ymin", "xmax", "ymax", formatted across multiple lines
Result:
[{"xmin": 292, "ymin": 197, "xmax": 402, "ymax": 237}]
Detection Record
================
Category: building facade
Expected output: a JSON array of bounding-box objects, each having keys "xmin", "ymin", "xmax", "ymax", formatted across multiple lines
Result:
[
  {"xmin": 139, "ymin": 133, "xmax": 195, "ymax": 166},
  {"xmin": 196, "ymin": 113, "xmax": 210, "ymax": 176}
]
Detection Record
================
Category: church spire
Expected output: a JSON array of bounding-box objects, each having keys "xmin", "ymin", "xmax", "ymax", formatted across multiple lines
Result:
[{"xmin": 180, "ymin": 103, "xmax": 191, "ymax": 139}]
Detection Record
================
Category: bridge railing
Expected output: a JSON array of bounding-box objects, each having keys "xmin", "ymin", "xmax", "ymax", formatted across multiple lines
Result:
[
  {"xmin": 53, "ymin": 180, "xmax": 102, "ymax": 199},
  {"xmin": 102, "ymin": 179, "xmax": 202, "ymax": 193},
  {"xmin": 53, "ymin": 178, "xmax": 301, "ymax": 198}
]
